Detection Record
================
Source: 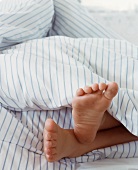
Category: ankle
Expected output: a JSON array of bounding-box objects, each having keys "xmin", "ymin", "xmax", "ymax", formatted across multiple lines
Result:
[
  {"xmin": 65, "ymin": 129, "xmax": 85, "ymax": 158},
  {"xmin": 99, "ymin": 111, "xmax": 121, "ymax": 131}
]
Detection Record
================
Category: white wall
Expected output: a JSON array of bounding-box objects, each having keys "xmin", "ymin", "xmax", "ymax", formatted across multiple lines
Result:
[
  {"xmin": 82, "ymin": 0, "xmax": 138, "ymax": 11},
  {"xmin": 81, "ymin": 0, "xmax": 138, "ymax": 45}
]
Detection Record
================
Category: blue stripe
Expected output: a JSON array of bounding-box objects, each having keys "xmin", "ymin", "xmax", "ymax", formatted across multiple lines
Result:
[
  {"xmin": 55, "ymin": 0, "xmax": 118, "ymax": 38},
  {"xmin": 28, "ymin": 41, "xmax": 43, "ymax": 109},
  {"xmin": 3, "ymin": 0, "xmax": 48, "ymax": 25},
  {"xmin": 3, "ymin": 53, "xmax": 21, "ymax": 108},
  {"xmin": 48, "ymin": 37, "xmax": 59, "ymax": 108},
  {"xmin": 35, "ymin": 39, "xmax": 49, "ymax": 109}
]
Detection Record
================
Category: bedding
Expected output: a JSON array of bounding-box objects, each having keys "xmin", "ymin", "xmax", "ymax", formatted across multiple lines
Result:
[
  {"xmin": 50, "ymin": 0, "xmax": 122, "ymax": 40},
  {"xmin": 0, "ymin": 0, "xmax": 138, "ymax": 170},
  {"xmin": 0, "ymin": 0, "xmax": 54, "ymax": 50},
  {"xmin": 77, "ymin": 158, "xmax": 138, "ymax": 170},
  {"xmin": 0, "ymin": 36, "xmax": 138, "ymax": 170}
]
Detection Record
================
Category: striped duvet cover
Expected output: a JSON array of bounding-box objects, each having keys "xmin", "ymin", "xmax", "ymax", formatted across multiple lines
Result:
[{"xmin": 0, "ymin": 0, "xmax": 138, "ymax": 169}]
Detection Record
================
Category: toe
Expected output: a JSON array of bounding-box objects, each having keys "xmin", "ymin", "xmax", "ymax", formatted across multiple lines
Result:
[
  {"xmin": 91, "ymin": 83, "xmax": 99, "ymax": 91},
  {"xmin": 46, "ymin": 154, "xmax": 55, "ymax": 162},
  {"xmin": 45, "ymin": 132, "xmax": 57, "ymax": 140},
  {"xmin": 76, "ymin": 88, "xmax": 85, "ymax": 96},
  {"xmin": 46, "ymin": 153, "xmax": 59, "ymax": 162},
  {"xmin": 104, "ymin": 82, "xmax": 118, "ymax": 100},
  {"xmin": 83, "ymin": 86, "xmax": 92, "ymax": 94},
  {"xmin": 45, "ymin": 119, "xmax": 58, "ymax": 133},
  {"xmin": 45, "ymin": 140, "xmax": 57, "ymax": 147},
  {"xmin": 45, "ymin": 148, "xmax": 57, "ymax": 155},
  {"xmin": 99, "ymin": 83, "xmax": 107, "ymax": 91},
  {"xmin": 45, "ymin": 132, "xmax": 52, "ymax": 140}
]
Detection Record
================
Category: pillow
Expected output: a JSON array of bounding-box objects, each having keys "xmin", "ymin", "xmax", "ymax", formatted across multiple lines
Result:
[
  {"xmin": 50, "ymin": 0, "xmax": 122, "ymax": 40},
  {"xmin": 0, "ymin": 0, "xmax": 54, "ymax": 50}
]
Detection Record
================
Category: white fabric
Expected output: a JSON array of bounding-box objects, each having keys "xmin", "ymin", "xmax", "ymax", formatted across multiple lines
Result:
[
  {"xmin": 77, "ymin": 158, "xmax": 138, "ymax": 170},
  {"xmin": 0, "ymin": 37, "xmax": 138, "ymax": 170},
  {"xmin": 50, "ymin": 0, "xmax": 122, "ymax": 39},
  {"xmin": 0, "ymin": 0, "xmax": 138, "ymax": 170},
  {"xmin": 0, "ymin": 0, "xmax": 54, "ymax": 50}
]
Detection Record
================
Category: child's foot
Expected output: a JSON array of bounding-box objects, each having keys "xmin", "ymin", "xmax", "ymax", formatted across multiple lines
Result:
[
  {"xmin": 43, "ymin": 119, "xmax": 82, "ymax": 162},
  {"xmin": 72, "ymin": 82, "xmax": 118, "ymax": 144}
]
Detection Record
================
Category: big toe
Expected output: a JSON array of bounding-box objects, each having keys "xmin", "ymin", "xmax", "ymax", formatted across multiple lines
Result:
[
  {"xmin": 104, "ymin": 82, "xmax": 118, "ymax": 100},
  {"xmin": 45, "ymin": 118, "xmax": 58, "ymax": 133}
]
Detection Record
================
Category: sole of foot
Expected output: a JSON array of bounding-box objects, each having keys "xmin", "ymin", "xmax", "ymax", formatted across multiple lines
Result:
[{"xmin": 72, "ymin": 82, "xmax": 118, "ymax": 144}]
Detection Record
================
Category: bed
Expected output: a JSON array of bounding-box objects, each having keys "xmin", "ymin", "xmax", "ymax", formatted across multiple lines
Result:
[{"xmin": 0, "ymin": 0, "xmax": 138, "ymax": 169}]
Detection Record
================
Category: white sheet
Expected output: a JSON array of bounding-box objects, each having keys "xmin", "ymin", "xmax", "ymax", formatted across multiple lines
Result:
[{"xmin": 77, "ymin": 158, "xmax": 138, "ymax": 170}]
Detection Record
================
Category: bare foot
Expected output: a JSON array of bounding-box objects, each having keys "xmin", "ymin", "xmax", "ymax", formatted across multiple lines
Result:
[
  {"xmin": 43, "ymin": 118, "xmax": 84, "ymax": 162},
  {"xmin": 72, "ymin": 82, "xmax": 118, "ymax": 144},
  {"xmin": 44, "ymin": 118, "xmax": 138, "ymax": 162}
]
